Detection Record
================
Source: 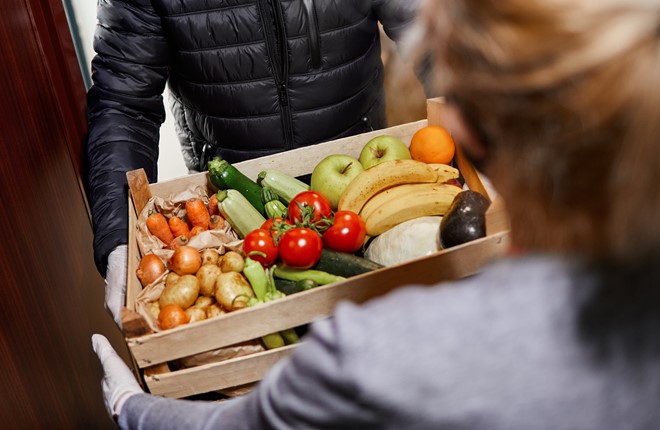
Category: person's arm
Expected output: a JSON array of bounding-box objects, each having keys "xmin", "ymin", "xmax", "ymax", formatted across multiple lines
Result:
[
  {"xmin": 86, "ymin": 0, "xmax": 170, "ymax": 278},
  {"xmin": 373, "ymin": 0, "xmax": 421, "ymax": 43},
  {"xmin": 98, "ymin": 305, "xmax": 380, "ymax": 429}
]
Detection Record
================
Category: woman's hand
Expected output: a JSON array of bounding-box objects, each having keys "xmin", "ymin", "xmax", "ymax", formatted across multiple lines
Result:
[{"xmin": 91, "ymin": 334, "xmax": 143, "ymax": 420}]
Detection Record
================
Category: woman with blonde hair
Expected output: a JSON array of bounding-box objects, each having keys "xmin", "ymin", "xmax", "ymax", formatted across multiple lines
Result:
[{"xmin": 93, "ymin": 1, "xmax": 660, "ymax": 428}]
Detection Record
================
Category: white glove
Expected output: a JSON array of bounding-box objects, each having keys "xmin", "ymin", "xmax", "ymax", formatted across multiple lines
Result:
[
  {"xmin": 92, "ymin": 334, "xmax": 144, "ymax": 419},
  {"xmin": 105, "ymin": 245, "xmax": 128, "ymax": 328}
]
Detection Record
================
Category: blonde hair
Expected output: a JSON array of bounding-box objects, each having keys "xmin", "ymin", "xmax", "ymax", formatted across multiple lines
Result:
[{"xmin": 408, "ymin": 0, "xmax": 660, "ymax": 263}]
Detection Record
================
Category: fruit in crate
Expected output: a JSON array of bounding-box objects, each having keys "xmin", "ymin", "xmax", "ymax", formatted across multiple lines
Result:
[
  {"xmin": 358, "ymin": 135, "xmax": 411, "ymax": 169},
  {"xmin": 409, "ymin": 125, "xmax": 456, "ymax": 165},
  {"xmin": 361, "ymin": 182, "xmax": 462, "ymax": 236},
  {"xmin": 310, "ymin": 154, "xmax": 364, "ymax": 210},
  {"xmin": 440, "ymin": 190, "xmax": 491, "ymax": 248},
  {"xmin": 338, "ymin": 159, "xmax": 439, "ymax": 214}
]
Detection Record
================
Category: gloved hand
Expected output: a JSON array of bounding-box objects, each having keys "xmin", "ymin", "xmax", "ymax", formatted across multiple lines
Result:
[
  {"xmin": 105, "ymin": 245, "xmax": 128, "ymax": 328},
  {"xmin": 92, "ymin": 334, "xmax": 143, "ymax": 419}
]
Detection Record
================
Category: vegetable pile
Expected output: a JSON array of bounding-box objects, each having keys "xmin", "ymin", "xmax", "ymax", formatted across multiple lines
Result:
[{"xmin": 135, "ymin": 124, "xmax": 493, "ymax": 344}]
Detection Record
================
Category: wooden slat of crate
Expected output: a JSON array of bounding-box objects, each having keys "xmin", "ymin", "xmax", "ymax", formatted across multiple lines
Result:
[
  {"xmin": 232, "ymin": 120, "xmax": 426, "ymax": 180},
  {"xmin": 127, "ymin": 230, "xmax": 508, "ymax": 368},
  {"xmin": 144, "ymin": 345, "xmax": 297, "ymax": 398}
]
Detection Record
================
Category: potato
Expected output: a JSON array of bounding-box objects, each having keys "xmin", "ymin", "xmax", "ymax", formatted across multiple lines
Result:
[
  {"xmin": 194, "ymin": 296, "xmax": 215, "ymax": 308},
  {"xmin": 165, "ymin": 272, "xmax": 180, "ymax": 287},
  {"xmin": 196, "ymin": 264, "xmax": 221, "ymax": 297},
  {"xmin": 219, "ymin": 251, "xmax": 245, "ymax": 273},
  {"xmin": 148, "ymin": 301, "xmax": 161, "ymax": 320},
  {"xmin": 159, "ymin": 274, "xmax": 200, "ymax": 310},
  {"xmin": 201, "ymin": 249, "xmax": 220, "ymax": 266},
  {"xmin": 214, "ymin": 271, "xmax": 254, "ymax": 311},
  {"xmin": 206, "ymin": 303, "xmax": 225, "ymax": 319},
  {"xmin": 185, "ymin": 306, "xmax": 207, "ymax": 323}
]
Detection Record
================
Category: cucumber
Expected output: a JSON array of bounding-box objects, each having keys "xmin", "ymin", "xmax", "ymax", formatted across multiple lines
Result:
[
  {"xmin": 274, "ymin": 278, "xmax": 318, "ymax": 295},
  {"xmin": 217, "ymin": 189, "xmax": 267, "ymax": 238},
  {"xmin": 257, "ymin": 169, "xmax": 309, "ymax": 204},
  {"xmin": 313, "ymin": 249, "xmax": 384, "ymax": 278},
  {"xmin": 208, "ymin": 157, "xmax": 266, "ymax": 216}
]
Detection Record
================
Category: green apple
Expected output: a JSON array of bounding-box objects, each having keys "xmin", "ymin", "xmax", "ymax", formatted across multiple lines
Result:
[
  {"xmin": 358, "ymin": 135, "xmax": 411, "ymax": 169},
  {"xmin": 310, "ymin": 154, "xmax": 365, "ymax": 210}
]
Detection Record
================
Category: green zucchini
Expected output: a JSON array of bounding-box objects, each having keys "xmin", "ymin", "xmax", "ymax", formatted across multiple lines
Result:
[
  {"xmin": 261, "ymin": 186, "xmax": 288, "ymax": 218},
  {"xmin": 257, "ymin": 169, "xmax": 309, "ymax": 204},
  {"xmin": 217, "ymin": 189, "xmax": 267, "ymax": 238},
  {"xmin": 313, "ymin": 249, "xmax": 384, "ymax": 278},
  {"xmin": 208, "ymin": 157, "xmax": 265, "ymax": 216}
]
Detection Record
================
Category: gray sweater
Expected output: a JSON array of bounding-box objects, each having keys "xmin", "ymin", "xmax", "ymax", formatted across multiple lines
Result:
[{"xmin": 120, "ymin": 255, "xmax": 660, "ymax": 429}]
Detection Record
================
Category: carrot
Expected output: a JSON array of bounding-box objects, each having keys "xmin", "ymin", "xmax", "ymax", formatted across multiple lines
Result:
[
  {"xmin": 208, "ymin": 194, "xmax": 220, "ymax": 216},
  {"xmin": 168, "ymin": 216, "xmax": 191, "ymax": 238},
  {"xmin": 146, "ymin": 212, "xmax": 175, "ymax": 246},
  {"xmin": 185, "ymin": 198, "xmax": 211, "ymax": 230},
  {"xmin": 190, "ymin": 226, "xmax": 205, "ymax": 237},
  {"xmin": 209, "ymin": 214, "xmax": 225, "ymax": 230}
]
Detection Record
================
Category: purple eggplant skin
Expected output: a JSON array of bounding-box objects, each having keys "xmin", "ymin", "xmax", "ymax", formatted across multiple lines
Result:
[{"xmin": 439, "ymin": 191, "xmax": 491, "ymax": 248}]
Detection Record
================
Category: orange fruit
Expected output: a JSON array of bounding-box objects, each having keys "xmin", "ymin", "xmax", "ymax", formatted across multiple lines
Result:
[{"xmin": 409, "ymin": 125, "xmax": 456, "ymax": 164}]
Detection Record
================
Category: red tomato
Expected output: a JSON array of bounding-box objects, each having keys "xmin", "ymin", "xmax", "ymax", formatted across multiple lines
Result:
[
  {"xmin": 278, "ymin": 227, "xmax": 323, "ymax": 269},
  {"xmin": 288, "ymin": 191, "xmax": 333, "ymax": 226},
  {"xmin": 261, "ymin": 217, "xmax": 294, "ymax": 240},
  {"xmin": 322, "ymin": 211, "xmax": 367, "ymax": 253},
  {"xmin": 243, "ymin": 229, "xmax": 278, "ymax": 266}
]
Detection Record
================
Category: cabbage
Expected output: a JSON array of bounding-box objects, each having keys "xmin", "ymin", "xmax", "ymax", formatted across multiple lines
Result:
[{"xmin": 364, "ymin": 216, "xmax": 442, "ymax": 267}]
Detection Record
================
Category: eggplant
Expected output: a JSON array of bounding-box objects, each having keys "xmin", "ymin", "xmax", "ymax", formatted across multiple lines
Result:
[{"xmin": 440, "ymin": 190, "xmax": 491, "ymax": 248}]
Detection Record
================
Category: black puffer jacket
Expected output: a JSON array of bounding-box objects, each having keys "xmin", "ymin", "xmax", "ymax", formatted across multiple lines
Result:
[{"xmin": 86, "ymin": 0, "xmax": 420, "ymax": 276}]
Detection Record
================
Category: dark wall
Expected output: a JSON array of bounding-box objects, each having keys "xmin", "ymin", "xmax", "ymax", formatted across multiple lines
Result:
[{"xmin": 1, "ymin": 0, "xmax": 130, "ymax": 428}]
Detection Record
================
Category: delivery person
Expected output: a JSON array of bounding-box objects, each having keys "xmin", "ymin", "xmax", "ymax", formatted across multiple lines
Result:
[
  {"xmin": 92, "ymin": 0, "xmax": 660, "ymax": 427},
  {"xmin": 85, "ymin": 0, "xmax": 422, "ymax": 328}
]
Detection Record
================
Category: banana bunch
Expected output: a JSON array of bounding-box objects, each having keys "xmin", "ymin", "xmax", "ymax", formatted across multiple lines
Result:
[{"xmin": 337, "ymin": 159, "xmax": 463, "ymax": 236}]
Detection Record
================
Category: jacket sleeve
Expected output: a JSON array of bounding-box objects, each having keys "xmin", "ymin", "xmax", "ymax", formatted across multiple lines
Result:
[
  {"xmin": 374, "ymin": 0, "xmax": 438, "ymax": 97},
  {"xmin": 86, "ymin": 0, "xmax": 169, "ymax": 277},
  {"xmin": 373, "ymin": 0, "xmax": 421, "ymax": 42}
]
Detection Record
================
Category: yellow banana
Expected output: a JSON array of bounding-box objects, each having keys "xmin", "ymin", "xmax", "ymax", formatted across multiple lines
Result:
[
  {"xmin": 363, "ymin": 183, "xmax": 462, "ymax": 236},
  {"xmin": 359, "ymin": 182, "xmax": 453, "ymax": 222},
  {"xmin": 338, "ymin": 159, "xmax": 438, "ymax": 214},
  {"xmin": 427, "ymin": 163, "xmax": 460, "ymax": 183}
]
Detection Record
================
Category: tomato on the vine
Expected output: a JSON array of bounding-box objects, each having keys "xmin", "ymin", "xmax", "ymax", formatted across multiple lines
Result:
[
  {"xmin": 261, "ymin": 217, "xmax": 294, "ymax": 240},
  {"xmin": 288, "ymin": 191, "xmax": 333, "ymax": 227},
  {"xmin": 243, "ymin": 229, "xmax": 278, "ymax": 266},
  {"xmin": 278, "ymin": 227, "xmax": 323, "ymax": 269},
  {"xmin": 322, "ymin": 210, "xmax": 367, "ymax": 253}
]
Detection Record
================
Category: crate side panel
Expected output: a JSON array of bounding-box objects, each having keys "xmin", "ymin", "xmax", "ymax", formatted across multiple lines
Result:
[{"xmin": 128, "ymin": 231, "xmax": 509, "ymax": 367}]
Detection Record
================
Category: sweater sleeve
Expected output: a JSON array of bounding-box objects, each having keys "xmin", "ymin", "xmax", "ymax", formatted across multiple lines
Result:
[
  {"xmin": 118, "ymin": 310, "xmax": 380, "ymax": 430},
  {"xmin": 86, "ymin": 0, "xmax": 170, "ymax": 276}
]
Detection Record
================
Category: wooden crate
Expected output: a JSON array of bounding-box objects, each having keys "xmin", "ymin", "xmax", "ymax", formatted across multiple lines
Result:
[{"xmin": 122, "ymin": 98, "xmax": 510, "ymax": 398}]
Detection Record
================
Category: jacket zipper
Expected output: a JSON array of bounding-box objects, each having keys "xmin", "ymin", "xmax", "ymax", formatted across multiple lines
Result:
[
  {"xmin": 257, "ymin": 0, "xmax": 294, "ymax": 149},
  {"xmin": 303, "ymin": 0, "xmax": 321, "ymax": 69}
]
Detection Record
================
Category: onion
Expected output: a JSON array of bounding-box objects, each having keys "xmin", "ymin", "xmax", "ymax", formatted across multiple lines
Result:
[
  {"xmin": 158, "ymin": 304, "xmax": 190, "ymax": 330},
  {"xmin": 136, "ymin": 254, "xmax": 166, "ymax": 287},
  {"xmin": 169, "ymin": 246, "xmax": 202, "ymax": 275}
]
